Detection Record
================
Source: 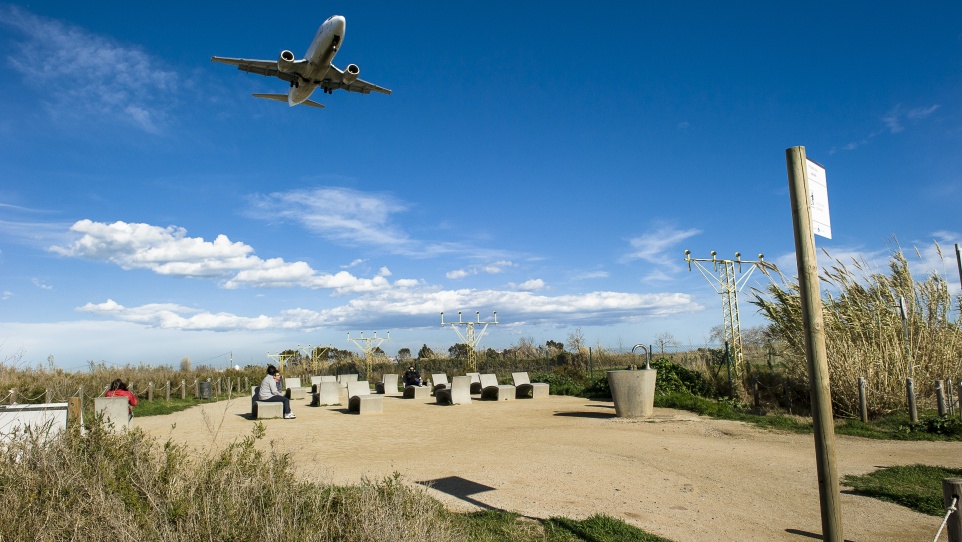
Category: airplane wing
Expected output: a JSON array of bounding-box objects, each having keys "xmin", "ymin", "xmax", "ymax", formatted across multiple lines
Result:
[
  {"xmin": 211, "ymin": 56, "xmax": 306, "ymax": 84},
  {"xmin": 323, "ymin": 64, "xmax": 392, "ymax": 95}
]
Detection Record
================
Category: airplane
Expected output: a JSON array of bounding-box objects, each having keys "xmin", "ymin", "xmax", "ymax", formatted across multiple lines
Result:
[{"xmin": 211, "ymin": 15, "xmax": 390, "ymax": 109}]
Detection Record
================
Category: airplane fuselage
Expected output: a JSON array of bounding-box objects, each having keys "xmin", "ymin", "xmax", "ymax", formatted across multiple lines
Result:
[{"xmin": 288, "ymin": 15, "xmax": 345, "ymax": 105}]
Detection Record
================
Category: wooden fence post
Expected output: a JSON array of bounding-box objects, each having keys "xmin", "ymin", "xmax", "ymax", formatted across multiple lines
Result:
[
  {"xmin": 68, "ymin": 397, "xmax": 82, "ymax": 427},
  {"xmin": 753, "ymin": 377, "xmax": 760, "ymax": 410},
  {"xmin": 217, "ymin": 378, "xmax": 222, "ymax": 396},
  {"xmin": 10, "ymin": 388, "xmax": 18, "ymax": 405},
  {"xmin": 181, "ymin": 379, "xmax": 186, "ymax": 400},
  {"xmin": 858, "ymin": 377, "xmax": 868, "ymax": 423},
  {"xmin": 147, "ymin": 382, "xmax": 154, "ymax": 402},
  {"xmin": 942, "ymin": 478, "xmax": 962, "ymax": 542},
  {"xmin": 45, "ymin": 388, "xmax": 52, "ymax": 404},
  {"xmin": 194, "ymin": 379, "xmax": 199, "ymax": 399},
  {"xmin": 937, "ymin": 380, "xmax": 947, "ymax": 418},
  {"xmin": 165, "ymin": 381, "xmax": 171, "ymax": 402},
  {"xmin": 947, "ymin": 378, "xmax": 956, "ymax": 418},
  {"xmin": 906, "ymin": 378, "xmax": 918, "ymax": 424}
]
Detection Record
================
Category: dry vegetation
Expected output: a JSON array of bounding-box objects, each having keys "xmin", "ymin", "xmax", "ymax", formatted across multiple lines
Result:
[{"xmin": 752, "ymin": 244, "xmax": 962, "ymax": 416}]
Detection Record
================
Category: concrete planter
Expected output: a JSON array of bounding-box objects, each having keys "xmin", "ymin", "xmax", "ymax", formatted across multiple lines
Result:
[{"xmin": 607, "ymin": 369, "xmax": 657, "ymax": 418}]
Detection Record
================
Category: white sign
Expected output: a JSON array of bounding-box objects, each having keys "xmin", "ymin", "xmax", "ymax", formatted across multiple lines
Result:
[{"xmin": 806, "ymin": 158, "xmax": 831, "ymax": 239}]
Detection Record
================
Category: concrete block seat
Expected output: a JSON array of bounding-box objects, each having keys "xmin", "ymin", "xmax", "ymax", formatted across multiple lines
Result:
[
  {"xmin": 284, "ymin": 377, "xmax": 307, "ymax": 400},
  {"xmin": 347, "ymin": 381, "xmax": 383, "ymax": 415},
  {"xmin": 466, "ymin": 372, "xmax": 483, "ymax": 394},
  {"xmin": 337, "ymin": 374, "xmax": 359, "ymax": 389},
  {"xmin": 512, "ymin": 372, "xmax": 550, "ymax": 399},
  {"xmin": 479, "ymin": 373, "xmax": 516, "ymax": 401},
  {"xmin": 375, "ymin": 373, "xmax": 401, "ymax": 396},
  {"xmin": 403, "ymin": 385, "xmax": 431, "ymax": 399},
  {"xmin": 94, "ymin": 396, "xmax": 130, "ymax": 431},
  {"xmin": 431, "ymin": 374, "xmax": 449, "ymax": 395},
  {"xmin": 312, "ymin": 381, "xmax": 341, "ymax": 406},
  {"xmin": 250, "ymin": 386, "xmax": 284, "ymax": 419},
  {"xmin": 435, "ymin": 376, "xmax": 472, "ymax": 405},
  {"xmin": 310, "ymin": 375, "xmax": 337, "ymax": 388}
]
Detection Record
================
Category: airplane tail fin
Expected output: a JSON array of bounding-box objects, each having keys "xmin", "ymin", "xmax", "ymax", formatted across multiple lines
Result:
[{"xmin": 252, "ymin": 93, "xmax": 325, "ymax": 109}]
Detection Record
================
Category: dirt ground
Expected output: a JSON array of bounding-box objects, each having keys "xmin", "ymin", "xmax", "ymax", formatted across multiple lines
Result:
[{"xmin": 133, "ymin": 391, "xmax": 961, "ymax": 542}]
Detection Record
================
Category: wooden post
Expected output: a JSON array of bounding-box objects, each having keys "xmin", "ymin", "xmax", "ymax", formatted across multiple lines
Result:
[
  {"xmin": 753, "ymin": 377, "xmax": 760, "ymax": 410},
  {"xmin": 907, "ymin": 378, "xmax": 918, "ymax": 424},
  {"xmin": 181, "ymin": 379, "xmax": 186, "ymax": 400},
  {"xmin": 858, "ymin": 377, "xmax": 868, "ymax": 423},
  {"xmin": 786, "ymin": 146, "xmax": 843, "ymax": 542},
  {"xmin": 948, "ymin": 378, "xmax": 956, "ymax": 418},
  {"xmin": 67, "ymin": 397, "xmax": 82, "ymax": 427},
  {"xmin": 194, "ymin": 379, "xmax": 199, "ymax": 398},
  {"xmin": 217, "ymin": 378, "xmax": 222, "ymax": 396},
  {"xmin": 942, "ymin": 478, "xmax": 962, "ymax": 542},
  {"xmin": 45, "ymin": 388, "xmax": 52, "ymax": 403},
  {"xmin": 148, "ymin": 382, "xmax": 154, "ymax": 402},
  {"xmin": 10, "ymin": 388, "xmax": 17, "ymax": 405},
  {"xmin": 165, "ymin": 381, "xmax": 171, "ymax": 402},
  {"xmin": 937, "ymin": 380, "xmax": 948, "ymax": 418}
]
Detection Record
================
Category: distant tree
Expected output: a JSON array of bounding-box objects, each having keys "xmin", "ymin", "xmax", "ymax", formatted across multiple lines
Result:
[
  {"xmin": 398, "ymin": 348, "xmax": 412, "ymax": 361},
  {"xmin": 545, "ymin": 339, "xmax": 565, "ymax": 352},
  {"xmin": 448, "ymin": 343, "xmax": 470, "ymax": 359},
  {"xmin": 180, "ymin": 356, "xmax": 192, "ymax": 372},
  {"xmin": 417, "ymin": 344, "xmax": 435, "ymax": 360},
  {"xmin": 566, "ymin": 328, "xmax": 586, "ymax": 354},
  {"xmin": 512, "ymin": 337, "xmax": 538, "ymax": 358},
  {"xmin": 655, "ymin": 332, "xmax": 679, "ymax": 355}
]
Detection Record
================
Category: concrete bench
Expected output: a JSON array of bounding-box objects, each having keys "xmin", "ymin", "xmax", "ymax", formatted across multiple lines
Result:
[
  {"xmin": 512, "ymin": 372, "xmax": 550, "ymax": 398},
  {"xmin": 466, "ymin": 372, "xmax": 482, "ymax": 394},
  {"xmin": 284, "ymin": 377, "xmax": 307, "ymax": 400},
  {"xmin": 403, "ymin": 385, "xmax": 431, "ymax": 399},
  {"xmin": 431, "ymin": 373, "xmax": 449, "ymax": 395},
  {"xmin": 337, "ymin": 374, "xmax": 359, "ymax": 388},
  {"xmin": 436, "ymin": 376, "xmax": 472, "ymax": 405},
  {"xmin": 347, "ymin": 381, "xmax": 383, "ymax": 415},
  {"xmin": 312, "ymin": 381, "xmax": 341, "ymax": 406},
  {"xmin": 375, "ymin": 373, "xmax": 401, "ymax": 396},
  {"xmin": 310, "ymin": 375, "xmax": 337, "ymax": 388},
  {"xmin": 479, "ymin": 373, "xmax": 516, "ymax": 401},
  {"xmin": 254, "ymin": 401, "xmax": 284, "ymax": 419},
  {"xmin": 94, "ymin": 396, "xmax": 130, "ymax": 431}
]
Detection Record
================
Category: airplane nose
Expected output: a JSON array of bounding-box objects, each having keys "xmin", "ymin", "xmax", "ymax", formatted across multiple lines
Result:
[{"xmin": 330, "ymin": 15, "xmax": 346, "ymax": 33}]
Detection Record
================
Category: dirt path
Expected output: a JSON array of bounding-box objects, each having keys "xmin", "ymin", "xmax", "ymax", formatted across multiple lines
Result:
[{"xmin": 134, "ymin": 393, "xmax": 960, "ymax": 541}]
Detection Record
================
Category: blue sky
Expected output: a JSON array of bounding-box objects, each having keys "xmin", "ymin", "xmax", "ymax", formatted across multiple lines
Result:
[{"xmin": 1, "ymin": 1, "xmax": 960, "ymax": 370}]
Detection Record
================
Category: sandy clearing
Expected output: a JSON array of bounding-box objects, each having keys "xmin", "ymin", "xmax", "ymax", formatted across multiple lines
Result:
[{"xmin": 133, "ymin": 392, "xmax": 960, "ymax": 542}]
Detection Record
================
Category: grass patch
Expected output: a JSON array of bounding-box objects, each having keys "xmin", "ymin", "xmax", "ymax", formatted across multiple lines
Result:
[
  {"xmin": 842, "ymin": 465, "xmax": 962, "ymax": 516},
  {"xmin": 545, "ymin": 514, "xmax": 674, "ymax": 541}
]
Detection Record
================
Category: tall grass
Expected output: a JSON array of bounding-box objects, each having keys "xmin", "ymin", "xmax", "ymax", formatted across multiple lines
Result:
[
  {"xmin": 751, "ymin": 245, "xmax": 962, "ymax": 416},
  {"xmin": 0, "ymin": 419, "xmax": 457, "ymax": 541}
]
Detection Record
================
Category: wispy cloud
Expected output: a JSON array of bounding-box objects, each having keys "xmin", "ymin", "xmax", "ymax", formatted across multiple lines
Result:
[
  {"xmin": 622, "ymin": 225, "xmax": 701, "ymax": 264},
  {"xmin": 447, "ymin": 260, "xmax": 516, "ymax": 279},
  {"xmin": 31, "ymin": 278, "xmax": 52, "ymax": 290},
  {"xmin": 247, "ymin": 187, "xmax": 516, "ymax": 260},
  {"xmin": 0, "ymin": 5, "xmax": 179, "ymax": 133},
  {"xmin": 831, "ymin": 103, "xmax": 940, "ymax": 153},
  {"xmin": 50, "ymin": 219, "xmax": 413, "ymax": 294}
]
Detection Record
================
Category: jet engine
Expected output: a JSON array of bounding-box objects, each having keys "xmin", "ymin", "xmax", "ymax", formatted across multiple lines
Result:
[
  {"xmin": 342, "ymin": 64, "xmax": 360, "ymax": 85},
  {"xmin": 277, "ymin": 50, "xmax": 296, "ymax": 73}
]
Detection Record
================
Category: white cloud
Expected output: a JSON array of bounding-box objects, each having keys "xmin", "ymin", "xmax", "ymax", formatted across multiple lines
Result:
[
  {"xmin": 342, "ymin": 259, "xmax": 366, "ymax": 269},
  {"xmin": 833, "ymin": 103, "xmax": 941, "ymax": 153},
  {"xmin": 1, "ymin": 291, "xmax": 12, "ymax": 300},
  {"xmin": 573, "ymin": 271, "xmax": 609, "ymax": 280},
  {"xmin": 447, "ymin": 260, "xmax": 516, "ymax": 279},
  {"xmin": 446, "ymin": 269, "xmax": 469, "ymax": 279},
  {"xmin": 623, "ymin": 225, "xmax": 701, "ymax": 263},
  {"xmin": 31, "ymin": 278, "xmax": 52, "ymax": 290},
  {"xmin": 0, "ymin": 6, "xmax": 179, "ymax": 133},
  {"xmin": 77, "ymin": 286, "xmax": 703, "ymax": 333},
  {"xmin": 512, "ymin": 279, "xmax": 545, "ymax": 292},
  {"xmin": 50, "ymin": 219, "xmax": 409, "ymax": 294}
]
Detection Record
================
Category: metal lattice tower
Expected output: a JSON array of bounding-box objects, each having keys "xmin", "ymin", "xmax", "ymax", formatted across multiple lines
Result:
[
  {"xmin": 267, "ymin": 351, "xmax": 296, "ymax": 374},
  {"xmin": 298, "ymin": 344, "xmax": 334, "ymax": 373},
  {"xmin": 684, "ymin": 251, "xmax": 776, "ymax": 378},
  {"xmin": 441, "ymin": 311, "xmax": 498, "ymax": 372},
  {"xmin": 346, "ymin": 332, "xmax": 390, "ymax": 379}
]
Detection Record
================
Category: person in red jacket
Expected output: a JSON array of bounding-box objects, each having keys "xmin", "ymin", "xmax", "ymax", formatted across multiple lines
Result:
[{"xmin": 105, "ymin": 378, "xmax": 137, "ymax": 420}]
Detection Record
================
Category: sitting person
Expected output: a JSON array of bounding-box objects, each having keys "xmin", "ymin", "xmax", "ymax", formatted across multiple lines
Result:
[
  {"xmin": 105, "ymin": 378, "xmax": 137, "ymax": 420},
  {"xmin": 402, "ymin": 365, "xmax": 422, "ymax": 387},
  {"xmin": 259, "ymin": 365, "xmax": 295, "ymax": 419}
]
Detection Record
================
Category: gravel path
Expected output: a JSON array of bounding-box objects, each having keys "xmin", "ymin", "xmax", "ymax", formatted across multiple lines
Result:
[{"xmin": 134, "ymin": 393, "xmax": 960, "ymax": 541}]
